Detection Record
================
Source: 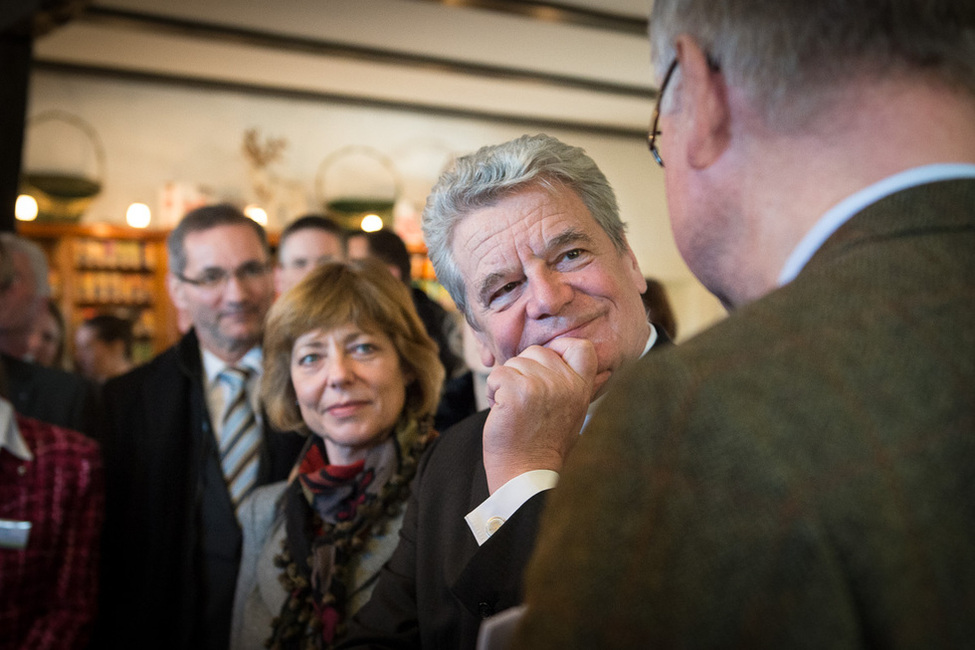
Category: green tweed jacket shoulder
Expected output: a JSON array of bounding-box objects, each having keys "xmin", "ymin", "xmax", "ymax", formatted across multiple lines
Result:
[{"xmin": 514, "ymin": 179, "xmax": 975, "ymax": 649}]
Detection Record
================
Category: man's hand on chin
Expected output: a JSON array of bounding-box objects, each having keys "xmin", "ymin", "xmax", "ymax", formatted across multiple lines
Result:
[{"xmin": 482, "ymin": 337, "xmax": 597, "ymax": 494}]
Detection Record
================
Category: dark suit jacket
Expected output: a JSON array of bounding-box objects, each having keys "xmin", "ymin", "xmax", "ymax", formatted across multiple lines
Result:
[
  {"xmin": 94, "ymin": 330, "xmax": 304, "ymax": 650},
  {"xmin": 513, "ymin": 179, "xmax": 975, "ymax": 648},
  {"xmin": 1, "ymin": 353, "xmax": 101, "ymax": 437},
  {"xmin": 338, "ymin": 409, "xmax": 546, "ymax": 649},
  {"xmin": 341, "ymin": 330, "xmax": 671, "ymax": 649}
]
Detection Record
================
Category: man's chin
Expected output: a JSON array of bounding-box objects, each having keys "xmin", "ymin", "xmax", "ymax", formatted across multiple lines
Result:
[
  {"xmin": 219, "ymin": 313, "xmax": 260, "ymax": 331},
  {"xmin": 219, "ymin": 326, "xmax": 261, "ymax": 348}
]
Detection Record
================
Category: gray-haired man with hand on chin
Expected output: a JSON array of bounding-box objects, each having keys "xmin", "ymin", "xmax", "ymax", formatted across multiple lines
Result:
[{"xmin": 339, "ymin": 133, "xmax": 664, "ymax": 649}]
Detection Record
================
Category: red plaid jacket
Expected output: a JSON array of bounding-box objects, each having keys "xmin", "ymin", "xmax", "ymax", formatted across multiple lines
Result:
[{"xmin": 0, "ymin": 414, "xmax": 104, "ymax": 650}]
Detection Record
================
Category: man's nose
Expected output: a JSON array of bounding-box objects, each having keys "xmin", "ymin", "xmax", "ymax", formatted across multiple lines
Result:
[
  {"xmin": 222, "ymin": 272, "xmax": 248, "ymax": 300},
  {"xmin": 526, "ymin": 270, "xmax": 573, "ymax": 319}
]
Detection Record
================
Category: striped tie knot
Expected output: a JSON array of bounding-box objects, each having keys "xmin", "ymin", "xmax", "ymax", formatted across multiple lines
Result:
[
  {"xmin": 218, "ymin": 366, "xmax": 261, "ymax": 512},
  {"xmin": 221, "ymin": 365, "xmax": 249, "ymax": 390}
]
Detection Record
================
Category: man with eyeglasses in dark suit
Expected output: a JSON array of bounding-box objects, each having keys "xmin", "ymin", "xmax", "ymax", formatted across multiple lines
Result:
[{"xmin": 94, "ymin": 204, "xmax": 303, "ymax": 650}]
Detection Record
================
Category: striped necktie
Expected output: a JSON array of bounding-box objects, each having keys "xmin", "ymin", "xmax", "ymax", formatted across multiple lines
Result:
[{"xmin": 218, "ymin": 366, "xmax": 261, "ymax": 510}]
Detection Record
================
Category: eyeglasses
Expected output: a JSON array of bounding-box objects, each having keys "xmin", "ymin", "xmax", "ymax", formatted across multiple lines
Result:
[
  {"xmin": 176, "ymin": 261, "xmax": 270, "ymax": 291},
  {"xmin": 647, "ymin": 58, "xmax": 679, "ymax": 168}
]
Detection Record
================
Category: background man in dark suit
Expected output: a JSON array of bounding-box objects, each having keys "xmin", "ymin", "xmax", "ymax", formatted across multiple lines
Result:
[
  {"xmin": 96, "ymin": 205, "xmax": 303, "ymax": 650},
  {"xmin": 0, "ymin": 232, "xmax": 100, "ymax": 437},
  {"xmin": 339, "ymin": 134, "xmax": 662, "ymax": 648},
  {"xmin": 512, "ymin": 0, "xmax": 975, "ymax": 647}
]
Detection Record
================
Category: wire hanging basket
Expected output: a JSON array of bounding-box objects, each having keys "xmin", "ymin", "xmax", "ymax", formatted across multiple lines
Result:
[
  {"xmin": 20, "ymin": 110, "xmax": 106, "ymax": 223},
  {"xmin": 314, "ymin": 145, "xmax": 402, "ymax": 231}
]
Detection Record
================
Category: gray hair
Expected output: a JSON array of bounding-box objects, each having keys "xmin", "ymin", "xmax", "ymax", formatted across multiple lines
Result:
[
  {"xmin": 649, "ymin": 0, "xmax": 975, "ymax": 129},
  {"xmin": 0, "ymin": 232, "xmax": 50, "ymax": 297},
  {"xmin": 421, "ymin": 133, "xmax": 626, "ymax": 318},
  {"xmin": 167, "ymin": 203, "xmax": 270, "ymax": 275}
]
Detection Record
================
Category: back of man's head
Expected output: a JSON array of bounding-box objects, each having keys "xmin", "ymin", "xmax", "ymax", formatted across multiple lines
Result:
[
  {"xmin": 0, "ymin": 233, "xmax": 51, "ymax": 357},
  {"xmin": 83, "ymin": 314, "xmax": 135, "ymax": 359},
  {"xmin": 167, "ymin": 203, "xmax": 269, "ymax": 276},
  {"xmin": 363, "ymin": 230, "xmax": 412, "ymax": 285},
  {"xmin": 0, "ymin": 232, "xmax": 50, "ymax": 298},
  {"xmin": 649, "ymin": 0, "xmax": 975, "ymax": 130}
]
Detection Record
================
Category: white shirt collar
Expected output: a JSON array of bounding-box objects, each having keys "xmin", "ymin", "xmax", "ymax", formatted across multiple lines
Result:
[
  {"xmin": 641, "ymin": 323, "xmax": 659, "ymax": 358},
  {"xmin": 0, "ymin": 398, "xmax": 33, "ymax": 461},
  {"xmin": 201, "ymin": 346, "xmax": 263, "ymax": 386},
  {"xmin": 778, "ymin": 163, "xmax": 975, "ymax": 286}
]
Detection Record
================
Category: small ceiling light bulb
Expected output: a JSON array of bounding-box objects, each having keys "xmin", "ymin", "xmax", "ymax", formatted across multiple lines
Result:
[
  {"xmin": 360, "ymin": 214, "xmax": 384, "ymax": 232},
  {"xmin": 126, "ymin": 202, "xmax": 152, "ymax": 228},
  {"xmin": 15, "ymin": 194, "xmax": 38, "ymax": 221},
  {"xmin": 244, "ymin": 204, "xmax": 268, "ymax": 226}
]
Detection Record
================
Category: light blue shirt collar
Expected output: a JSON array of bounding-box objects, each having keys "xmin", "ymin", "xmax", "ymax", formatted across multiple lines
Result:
[
  {"xmin": 778, "ymin": 163, "xmax": 975, "ymax": 286},
  {"xmin": 202, "ymin": 346, "xmax": 263, "ymax": 386}
]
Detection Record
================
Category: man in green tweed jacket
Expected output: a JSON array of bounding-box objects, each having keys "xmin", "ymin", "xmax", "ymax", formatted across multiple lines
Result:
[{"xmin": 508, "ymin": 0, "xmax": 975, "ymax": 647}]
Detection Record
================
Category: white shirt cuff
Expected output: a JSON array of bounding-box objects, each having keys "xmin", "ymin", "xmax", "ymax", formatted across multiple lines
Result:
[{"xmin": 465, "ymin": 470, "xmax": 559, "ymax": 545}]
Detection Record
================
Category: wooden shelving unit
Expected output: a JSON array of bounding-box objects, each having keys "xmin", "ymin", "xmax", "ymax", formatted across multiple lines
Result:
[
  {"xmin": 17, "ymin": 221, "xmax": 179, "ymax": 364},
  {"xmin": 17, "ymin": 222, "xmax": 450, "ymax": 366}
]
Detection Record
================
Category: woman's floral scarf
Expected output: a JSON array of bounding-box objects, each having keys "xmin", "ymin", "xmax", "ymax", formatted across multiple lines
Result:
[{"xmin": 267, "ymin": 414, "xmax": 435, "ymax": 649}]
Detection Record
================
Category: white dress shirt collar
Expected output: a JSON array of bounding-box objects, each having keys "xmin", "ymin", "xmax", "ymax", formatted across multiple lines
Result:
[{"xmin": 0, "ymin": 397, "xmax": 33, "ymax": 461}]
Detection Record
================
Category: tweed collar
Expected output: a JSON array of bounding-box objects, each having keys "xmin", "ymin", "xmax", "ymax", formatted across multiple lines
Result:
[{"xmin": 779, "ymin": 164, "xmax": 975, "ymax": 285}]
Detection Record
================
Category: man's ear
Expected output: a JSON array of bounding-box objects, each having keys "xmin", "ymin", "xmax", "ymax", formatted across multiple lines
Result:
[
  {"xmin": 621, "ymin": 241, "xmax": 647, "ymax": 294},
  {"xmin": 167, "ymin": 273, "xmax": 187, "ymax": 310},
  {"xmin": 472, "ymin": 327, "xmax": 497, "ymax": 368},
  {"xmin": 675, "ymin": 35, "xmax": 731, "ymax": 169}
]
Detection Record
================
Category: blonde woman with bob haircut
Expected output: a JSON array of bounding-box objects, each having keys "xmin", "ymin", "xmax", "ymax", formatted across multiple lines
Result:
[{"xmin": 231, "ymin": 259, "xmax": 443, "ymax": 650}]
